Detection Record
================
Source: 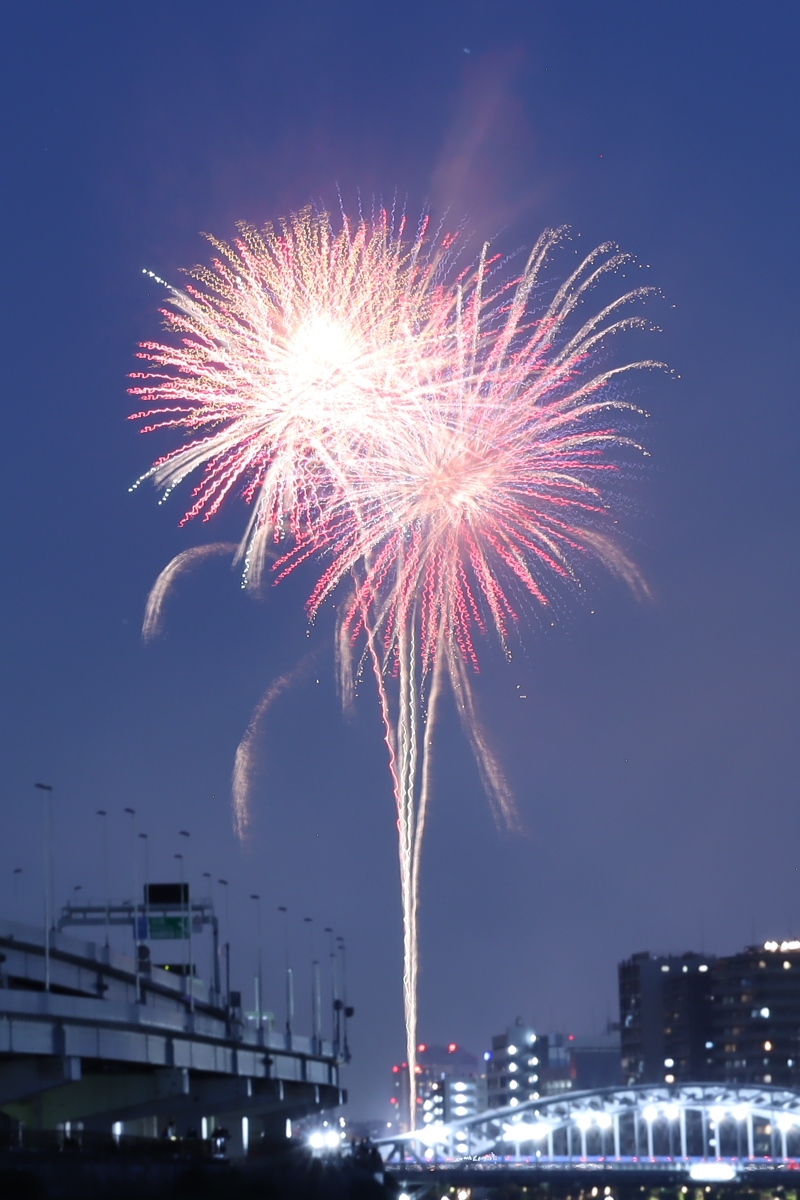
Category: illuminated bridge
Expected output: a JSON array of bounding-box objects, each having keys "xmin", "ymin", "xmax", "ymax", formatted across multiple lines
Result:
[{"xmin": 379, "ymin": 1084, "xmax": 800, "ymax": 1190}]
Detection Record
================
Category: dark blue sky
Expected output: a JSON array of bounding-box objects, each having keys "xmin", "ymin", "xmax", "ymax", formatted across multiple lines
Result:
[{"xmin": 1, "ymin": 3, "xmax": 798, "ymax": 1118}]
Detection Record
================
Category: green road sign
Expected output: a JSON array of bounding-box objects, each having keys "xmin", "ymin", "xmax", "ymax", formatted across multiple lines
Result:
[{"xmin": 148, "ymin": 915, "xmax": 189, "ymax": 940}]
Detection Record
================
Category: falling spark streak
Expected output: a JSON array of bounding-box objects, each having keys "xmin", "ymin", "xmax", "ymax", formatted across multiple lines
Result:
[
  {"xmin": 132, "ymin": 209, "xmax": 664, "ymax": 1129},
  {"xmin": 142, "ymin": 543, "xmax": 238, "ymax": 642},
  {"xmin": 231, "ymin": 657, "xmax": 314, "ymax": 838}
]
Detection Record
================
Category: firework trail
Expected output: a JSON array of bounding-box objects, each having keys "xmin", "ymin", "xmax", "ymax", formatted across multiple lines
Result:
[
  {"xmin": 132, "ymin": 209, "xmax": 662, "ymax": 1129},
  {"xmin": 231, "ymin": 655, "xmax": 315, "ymax": 838},
  {"xmin": 142, "ymin": 543, "xmax": 238, "ymax": 642}
]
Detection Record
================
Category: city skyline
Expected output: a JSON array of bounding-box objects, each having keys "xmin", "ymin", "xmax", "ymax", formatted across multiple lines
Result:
[{"xmin": 1, "ymin": 3, "xmax": 798, "ymax": 1120}]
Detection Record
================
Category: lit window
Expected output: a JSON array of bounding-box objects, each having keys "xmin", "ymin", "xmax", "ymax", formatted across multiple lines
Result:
[
  {"xmin": 699, "ymin": 964, "xmax": 709, "ymax": 972},
  {"xmin": 665, "ymin": 1074, "xmax": 675, "ymax": 1084},
  {"xmin": 664, "ymin": 1058, "xmax": 675, "ymax": 1068},
  {"xmin": 785, "ymin": 962, "xmax": 792, "ymax": 970},
  {"xmin": 661, "ymin": 965, "xmax": 670, "ymax": 973},
  {"xmin": 760, "ymin": 1007, "xmax": 770, "ymax": 1018},
  {"xmin": 765, "ymin": 1041, "xmax": 773, "ymax": 1051}
]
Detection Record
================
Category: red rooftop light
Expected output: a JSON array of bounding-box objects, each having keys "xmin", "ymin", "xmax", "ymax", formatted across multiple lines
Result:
[
  {"xmin": 418, "ymin": 1043, "xmax": 427, "ymax": 1052},
  {"xmin": 448, "ymin": 1043, "xmax": 458, "ymax": 1052}
]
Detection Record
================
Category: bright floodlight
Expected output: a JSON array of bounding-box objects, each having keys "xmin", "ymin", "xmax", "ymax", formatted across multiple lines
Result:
[
  {"xmin": 308, "ymin": 1131, "xmax": 325, "ymax": 1150},
  {"xmin": 732, "ymin": 1103, "xmax": 750, "ymax": 1122},
  {"xmin": 504, "ymin": 1121, "xmax": 552, "ymax": 1142},
  {"xmin": 416, "ymin": 1123, "xmax": 450, "ymax": 1147},
  {"xmin": 642, "ymin": 1105, "xmax": 658, "ymax": 1123},
  {"xmin": 663, "ymin": 1103, "xmax": 680, "ymax": 1122},
  {"xmin": 689, "ymin": 1163, "xmax": 737, "ymax": 1183},
  {"xmin": 709, "ymin": 1106, "xmax": 727, "ymax": 1124},
  {"xmin": 595, "ymin": 1111, "xmax": 613, "ymax": 1130},
  {"xmin": 575, "ymin": 1112, "xmax": 593, "ymax": 1132},
  {"xmin": 777, "ymin": 1113, "xmax": 796, "ymax": 1133}
]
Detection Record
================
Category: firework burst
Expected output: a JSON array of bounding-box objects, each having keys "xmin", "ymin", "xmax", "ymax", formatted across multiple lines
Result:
[{"xmin": 132, "ymin": 210, "xmax": 663, "ymax": 1129}]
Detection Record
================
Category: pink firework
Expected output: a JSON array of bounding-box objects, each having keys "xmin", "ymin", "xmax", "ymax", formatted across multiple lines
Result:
[
  {"xmin": 130, "ymin": 205, "xmax": 462, "ymax": 587},
  {"xmin": 133, "ymin": 212, "xmax": 662, "ymax": 1131}
]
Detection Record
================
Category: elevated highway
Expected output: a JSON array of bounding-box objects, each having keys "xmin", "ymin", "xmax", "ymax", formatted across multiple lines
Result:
[{"xmin": 0, "ymin": 918, "xmax": 344, "ymax": 1150}]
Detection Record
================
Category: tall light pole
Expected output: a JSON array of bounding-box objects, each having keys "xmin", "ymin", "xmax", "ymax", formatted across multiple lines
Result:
[
  {"xmin": 278, "ymin": 905, "xmax": 293, "ymax": 1037},
  {"xmin": 250, "ymin": 893, "xmax": 263, "ymax": 1031},
  {"xmin": 124, "ymin": 807, "xmax": 139, "ymax": 1000},
  {"xmin": 96, "ymin": 809, "xmax": 109, "ymax": 947},
  {"xmin": 324, "ymin": 926, "xmax": 336, "ymax": 1043},
  {"xmin": 304, "ymin": 916, "xmax": 315, "ymax": 1037},
  {"xmin": 179, "ymin": 830, "xmax": 192, "ymax": 1011},
  {"xmin": 218, "ymin": 878, "xmax": 230, "ymax": 1004},
  {"xmin": 12, "ymin": 868, "xmax": 22, "ymax": 922},
  {"xmin": 35, "ymin": 783, "xmax": 54, "ymax": 992},
  {"xmin": 138, "ymin": 832, "xmax": 150, "ymax": 960}
]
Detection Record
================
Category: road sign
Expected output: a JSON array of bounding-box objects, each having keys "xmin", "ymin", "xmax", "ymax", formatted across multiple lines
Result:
[{"xmin": 148, "ymin": 915, "xmax": 189, "ymax": 940}]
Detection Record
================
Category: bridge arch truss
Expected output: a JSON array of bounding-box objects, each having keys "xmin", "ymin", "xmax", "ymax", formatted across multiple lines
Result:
[{"xmin": 380, "ymin": 1083, "xmax": 800, "ymax": 1166}]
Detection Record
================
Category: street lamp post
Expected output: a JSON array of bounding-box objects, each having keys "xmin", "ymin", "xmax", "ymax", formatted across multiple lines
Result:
[
  {"xmin": 138, "ymin": 832, "xmax": 150, "ymax": 964},
  {"xmin": 251, "ymin": 893, "xmax": 263, "ymax": 1032},
  {"xmin": 96, "ymin": 809, "xmax": 110, "ymax": 948},
  {"xmin": 179, "ymin": 831, "xmax": 192, "ymax": 1012},
  {"xmin": 35, "ymin": 783, "xmax": 54, "ymax": 992},
  {"xmin": 12, "ymin": 868, "xmax": 22, "ymax": 922},
  {"xmin": 218, "ymin": 878, "xmax": 230, "ymax": 1004},
  {"xmin": 278, "ymin": 906, "xmax": 293, "ymax": 1039},
  {"xmin": 123, "ymin": 807, "xmax": 139, "ymax": 1000}
]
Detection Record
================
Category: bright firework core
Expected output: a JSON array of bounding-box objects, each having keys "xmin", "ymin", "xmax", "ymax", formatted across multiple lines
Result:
[
  {"xmin": 284, "ymin": 313, "xmax": 365, "ymax": 412},
  {"xmin": 132, "ymin": 206, "xmax": 664, "ymax": 1131}
]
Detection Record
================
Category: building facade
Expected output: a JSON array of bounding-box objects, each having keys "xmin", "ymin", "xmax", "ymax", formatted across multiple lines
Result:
[
  {"xmin": 619, "ymin": 950, "xmax": 715, "ymax": 1084},
  {"xmin": 485, "ymin": 1019, "xmax": 543, "ymax": 1108},
  {"xmin": 709, "ymin": 941, "xmax": 800, "ymax": 1086},
  {"xmin": 620, "ymin": 941, "xmax": 800, "ymax": 1087},
  {"xmin": 390, "ymin": 1042, "xmax": 484, "ymax": 1130}
]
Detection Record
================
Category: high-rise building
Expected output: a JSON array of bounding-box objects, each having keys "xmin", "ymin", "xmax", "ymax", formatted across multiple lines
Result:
[
  {"xmin": 619, "ymin": 940, "xmax": 800, "ymax": 1088},
  {"xmin": 709, "ymin": 940, "xmax": 800, "ymax": 1086},
  {"xmin": 619, "ymin": 950, "xmax": 714, "ymax": 1084}
]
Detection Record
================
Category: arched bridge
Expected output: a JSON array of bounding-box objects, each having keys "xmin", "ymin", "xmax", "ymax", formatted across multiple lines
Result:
[{"xmin": 379, "ymin": 1083, "xmax": 800, "ymax": 1184}]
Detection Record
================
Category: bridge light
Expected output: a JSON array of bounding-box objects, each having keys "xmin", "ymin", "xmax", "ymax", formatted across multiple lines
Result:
[
  {"xmin": 777, "ymin": 1113, "xmax": 796, "ymax": 1133},
  {"xmin": 733, "ymin": 1103, "xmax": 750, "ymax": 1121},
  {"xmin": 596, "ymin": 1111, "xmax": 612, "ymax": 1130},
  {"xmin": 710, "ymin": 1106, "xmax": 727, "ymax": 1124},
  {"xmin": 642, "ymin": 1105, "xmax": 658, "ymax": 1123},
  {"xmin": 663, "ymin": 1103, "xmax": 680, "ymax": 1121},
  {"xmin": 576, "ymin": 1112, "xmax": 593, "ymax": 1132},
  {"xmin": 689, "ymin": 1163, "xmax": 737, "ymax": 1183},
  {"xmin": 416, "ymin": 1122, "xmax": 450, "ymax": 1146}
]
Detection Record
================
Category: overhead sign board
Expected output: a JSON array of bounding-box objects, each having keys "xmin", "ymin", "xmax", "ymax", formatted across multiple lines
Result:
[{"xmin": 148, "ymin": 915, "xmax": 189, "ymax": 940}]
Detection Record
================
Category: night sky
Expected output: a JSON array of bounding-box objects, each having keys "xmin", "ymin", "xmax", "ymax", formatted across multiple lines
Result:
[{"xmin": 1, "ymin": 3, "xmax": 798, "ymax": 1119}]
